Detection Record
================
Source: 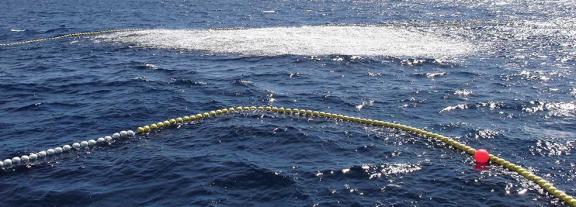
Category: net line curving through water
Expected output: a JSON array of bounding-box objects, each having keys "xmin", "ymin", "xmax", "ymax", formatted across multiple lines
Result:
[{"xmin": 0, "ymin": 106, "xmax": 574, "ymax": 206}]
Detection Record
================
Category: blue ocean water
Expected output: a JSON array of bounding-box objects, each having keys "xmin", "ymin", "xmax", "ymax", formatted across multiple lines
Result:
[{"xmin": 1, "ymin": 0, "xmax": 575, "ymax": 206}]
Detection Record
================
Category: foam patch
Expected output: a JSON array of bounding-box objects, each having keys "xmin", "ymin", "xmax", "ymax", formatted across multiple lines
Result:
[{"xmin": 96, "ymin": 26, "xmax": 476, "ymax": 58}]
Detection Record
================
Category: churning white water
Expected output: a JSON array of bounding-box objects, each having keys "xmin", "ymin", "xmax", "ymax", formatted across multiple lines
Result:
[{"xmin": 95, "ymin": 26, "xmax": 476, "ymax": 58}]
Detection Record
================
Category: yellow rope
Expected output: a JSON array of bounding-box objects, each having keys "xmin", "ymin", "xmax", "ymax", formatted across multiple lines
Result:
[
  {"xmin": 135, "ymin": 106, "xmax": 576, "ymax": 206},
  {"xmin": 0, "ymin": 29, "xmax": 142, "ymax": 47}
]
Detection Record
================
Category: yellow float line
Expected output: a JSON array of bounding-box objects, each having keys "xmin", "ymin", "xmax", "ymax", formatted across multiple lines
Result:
[
  {"xmin": 136, "ymin": 106, "xmax": 575, "ymax": 206},
  {"xmin": 0, "ymin": 28, "xmax": 143, "ymax": 47}
]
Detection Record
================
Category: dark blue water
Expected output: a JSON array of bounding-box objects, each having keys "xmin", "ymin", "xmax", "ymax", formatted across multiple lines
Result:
[{"xmin": 1, "ymin": 0, "xmax": 575, "ymax": 206}]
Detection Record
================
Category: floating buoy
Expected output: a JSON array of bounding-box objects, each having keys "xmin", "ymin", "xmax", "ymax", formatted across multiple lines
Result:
[
  {"xmin": 38, "ymin": 151, "xmax": 47, "ymax": 158},
  {"xmin": 21, "ymin": 155, "xmax": 29, "ymax": 163},
  {"xmin": 11, "ymin": 157, "xmax": 21, "ymax": 165},
  {"xmin": 29, "ymin": 153, "xmax": 38, "ymax": 161},
  {"xmin": 3, "ymin": 159, "xmax": 12, "ymax": 167},
  {"xmin": 474, "ymin": 149, "xmax": 490, "ymax": 164}
]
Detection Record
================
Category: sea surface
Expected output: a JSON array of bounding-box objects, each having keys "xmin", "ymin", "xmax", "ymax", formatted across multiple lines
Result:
[{"xmin": 1, "ymin": 0, "xmax": 575, "ymax": 206}]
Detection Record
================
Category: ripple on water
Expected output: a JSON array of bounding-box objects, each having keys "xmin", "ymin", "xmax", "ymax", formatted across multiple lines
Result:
[
  {"xmin": 523, "ymin": 101, "xmax": 576, "ymax": 117},
  {"xmin": 454, "ymin": 89, "xmax": 473, "ymax": 97},
  {"xmin": 317, "ymin": 163, "xmax": 423, "ymax": 180},
  {"xmin": 530, "ymin": 139, "xmax": 574, "ymax": 156},
  {"xmin": 440, "ymin": 103, "xmax": 468, "ymax": 113}
]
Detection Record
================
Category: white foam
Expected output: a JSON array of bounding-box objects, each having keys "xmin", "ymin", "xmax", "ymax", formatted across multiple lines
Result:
[
  {"xmin": 524, "ymin": 101, "xmax": 576, "ymax": 117},
  {"xmin": 440, "ymin": 103, "xmax": 468, "ymax": 113},
  {"xmin": 95, "ymin": 26, "xmax": 476, "ymax": 58}
]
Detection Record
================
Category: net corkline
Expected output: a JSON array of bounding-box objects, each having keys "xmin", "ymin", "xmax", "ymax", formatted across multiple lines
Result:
[
  {"xmin": 0, "ymin": 28, "xmax": 142, "ymax": 47},
  {"xmin": 0, "ymin": 106, "xmax": 574, "ymax": 206}
]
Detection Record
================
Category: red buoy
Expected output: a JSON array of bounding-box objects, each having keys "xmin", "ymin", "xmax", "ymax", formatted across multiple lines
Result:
[{"xmin": 474, "ymin": 149, "xmax": 490, "ymax": 164}]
